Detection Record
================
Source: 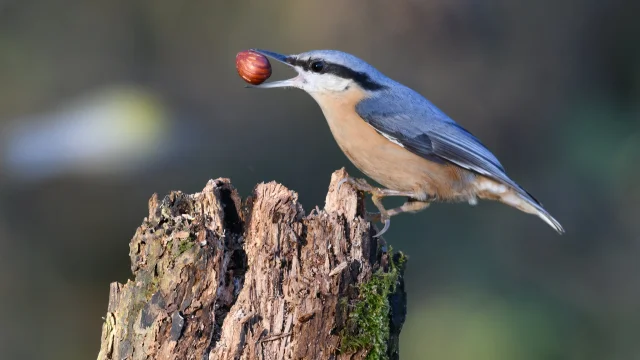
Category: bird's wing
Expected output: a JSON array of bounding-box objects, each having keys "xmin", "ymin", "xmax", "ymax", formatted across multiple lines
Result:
[{"xmin": 355, "ymin": 92, "xmax": 539, "ymax": 203}]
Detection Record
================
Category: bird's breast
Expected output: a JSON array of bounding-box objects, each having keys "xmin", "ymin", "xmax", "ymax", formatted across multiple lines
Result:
[{"xmin": 312, "ymin": 90, "xmax": 475, "ymax": 200}]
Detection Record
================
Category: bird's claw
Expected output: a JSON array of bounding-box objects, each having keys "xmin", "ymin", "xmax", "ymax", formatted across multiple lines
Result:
[
  {"xmin": 337, "ymin": 177, "xmax": 349, "ymax": 192},
  {"xmin": 366, "ymin": 212, "xmax": 390, "ymax": 237},
  {"xmin": 373, "ymin": 218, "xmax": 391, "ymax": 237}
]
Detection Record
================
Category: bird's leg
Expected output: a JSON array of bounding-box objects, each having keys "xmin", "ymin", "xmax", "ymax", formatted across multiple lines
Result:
[
  {"xmin": 370, "ymin": 192, "xmax": 390, "ymax": 237},
  {"xmin": 367, "ymin": 198, "xmax": 431, "ymax": 226},
  {"xmin": 386, "ymin": 198, "xmax": 431, "ymax": 217},
  {"xmin": 338, "ymin": 176, "xmax": 420, "ymax": 237}
]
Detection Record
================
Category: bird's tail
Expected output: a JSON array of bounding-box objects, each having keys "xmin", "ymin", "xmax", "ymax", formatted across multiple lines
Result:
[
  {"xmin": 497, "ymin": 189, "xmax": 565, "ymax": 234},
  {"xmin": 475, "ymin": 177, "xmax": 565, "ymax": 234}
]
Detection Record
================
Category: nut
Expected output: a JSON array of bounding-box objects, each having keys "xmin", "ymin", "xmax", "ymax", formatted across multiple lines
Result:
[{"xmin": 236, "ymin": 50, "xmax": 272, "ymax": 85}]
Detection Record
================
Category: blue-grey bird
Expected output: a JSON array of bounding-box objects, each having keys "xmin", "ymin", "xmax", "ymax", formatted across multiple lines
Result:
[{"xmin": 247, "ymin": 49, "xmax": 564, "ymax": 237}]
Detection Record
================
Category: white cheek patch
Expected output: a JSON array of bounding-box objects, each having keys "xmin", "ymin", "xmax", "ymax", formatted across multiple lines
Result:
[{"xmin": 302, "ymin": 73, "xmax": 351, "ymax": 93}]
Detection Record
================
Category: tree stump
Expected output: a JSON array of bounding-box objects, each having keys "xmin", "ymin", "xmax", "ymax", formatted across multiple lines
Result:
[{"xmin": 97, "ymin": 169, "xmax": 407, "ymax": 360}]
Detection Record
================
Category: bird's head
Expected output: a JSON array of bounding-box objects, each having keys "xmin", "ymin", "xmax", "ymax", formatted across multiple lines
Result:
[{"xmin": 249, "ymin": 49, "xmax": 388, "ymax": 95}]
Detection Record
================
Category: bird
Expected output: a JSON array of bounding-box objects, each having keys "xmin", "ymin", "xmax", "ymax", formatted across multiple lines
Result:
[{"xmin": 247, "ymin": 49, "xmax": 564, "ymax": 237}]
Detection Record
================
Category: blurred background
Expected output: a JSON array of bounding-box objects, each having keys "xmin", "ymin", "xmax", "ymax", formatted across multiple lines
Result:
[{"xmin": 0, "ymin": 1, "xmax": 638, "ymax": 359}]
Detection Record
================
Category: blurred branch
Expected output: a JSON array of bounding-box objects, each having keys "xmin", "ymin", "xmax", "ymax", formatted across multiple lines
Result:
[{"xmin": 96, "ymin": 169, "xmax": 407, "ymax": 360}]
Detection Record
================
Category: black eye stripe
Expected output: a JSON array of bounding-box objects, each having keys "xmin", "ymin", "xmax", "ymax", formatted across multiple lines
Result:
[
  {"xmin": 285, "ymin": 57, "xmax": 386, "ymax": 91},
  {"xmin": 286, "ymin": 58, "xmax": 320, "ymax": 72}
]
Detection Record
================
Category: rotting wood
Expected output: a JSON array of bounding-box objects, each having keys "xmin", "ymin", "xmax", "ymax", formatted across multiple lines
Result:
[{"xmin": 97, "ymin": 168, "xmax": 407, "ymax": 360}]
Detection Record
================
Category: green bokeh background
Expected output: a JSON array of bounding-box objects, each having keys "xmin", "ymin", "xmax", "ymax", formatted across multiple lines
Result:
[{"xmin": 0, "ymin": 1, "xmax": 638, "ymax": 359}]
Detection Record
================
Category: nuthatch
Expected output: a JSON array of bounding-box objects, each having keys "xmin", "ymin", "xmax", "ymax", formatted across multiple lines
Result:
[{"xmin": 248, "ymin": 49, "xmax": 564, "ymax": 237}]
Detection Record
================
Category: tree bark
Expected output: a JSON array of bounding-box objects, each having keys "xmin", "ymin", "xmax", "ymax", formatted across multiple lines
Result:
[{"xmin": 97, "ymin": 169, "xmax": 407, "ymax": 360}]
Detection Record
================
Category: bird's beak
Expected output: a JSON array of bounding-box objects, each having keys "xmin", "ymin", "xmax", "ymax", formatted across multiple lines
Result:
[{"xmin": 247, "ymin": 49, "xmax": 299, "ymax": 89}]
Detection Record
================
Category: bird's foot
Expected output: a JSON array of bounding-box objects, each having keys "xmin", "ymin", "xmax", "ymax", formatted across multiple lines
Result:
[
  {"xmin": 338, "ymin": 176, "xmax": 425, "ymax": 238},
  {"xmin": 367, "ymin": 199, "xmax": 431, "ymax": 237},
  {"xmin": 337, "ymin": 177, "xmax": 391, "ymax": 236},
  {"xmin": 375, "ymin": 217, "xmax": 391, "ymax": 238},
  {"xmin": 366, "ymin": 211, "xmax": 391, "ymax": 238},
  {"xmin": 337, "ymin": 176, "xmax": 377, "ymax": 194}
]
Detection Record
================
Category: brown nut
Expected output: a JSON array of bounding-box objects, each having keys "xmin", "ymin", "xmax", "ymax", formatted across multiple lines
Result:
[{"xmin": 236, "ymin": 50, "xmax": 272, "ymax": 85}]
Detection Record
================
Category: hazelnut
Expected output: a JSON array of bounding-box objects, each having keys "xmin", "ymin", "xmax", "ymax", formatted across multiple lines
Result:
[{"xmin": 236, "ymin": 50, "xmax": 272, "ymax": 85}]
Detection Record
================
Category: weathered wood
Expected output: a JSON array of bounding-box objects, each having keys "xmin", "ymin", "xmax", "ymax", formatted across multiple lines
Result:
[{"xmin": 97, "ymin": 169, "xmax": 407, "ymax": 360}]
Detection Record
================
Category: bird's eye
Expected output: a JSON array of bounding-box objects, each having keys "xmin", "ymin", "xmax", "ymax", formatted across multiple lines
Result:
[{"xmin": 310, "ymin": 61, "xmax": 325, "ymax": 73}]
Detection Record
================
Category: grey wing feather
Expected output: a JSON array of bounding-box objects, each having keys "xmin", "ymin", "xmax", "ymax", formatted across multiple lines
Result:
[{"xmin": 356, "ymin": 90, "xmax": 540, "ymax": 204}]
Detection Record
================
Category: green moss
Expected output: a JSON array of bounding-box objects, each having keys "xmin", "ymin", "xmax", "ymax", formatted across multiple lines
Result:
[{"xmin": 341, "ymin": 248, "xmax": 406, "ymax": 360}]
